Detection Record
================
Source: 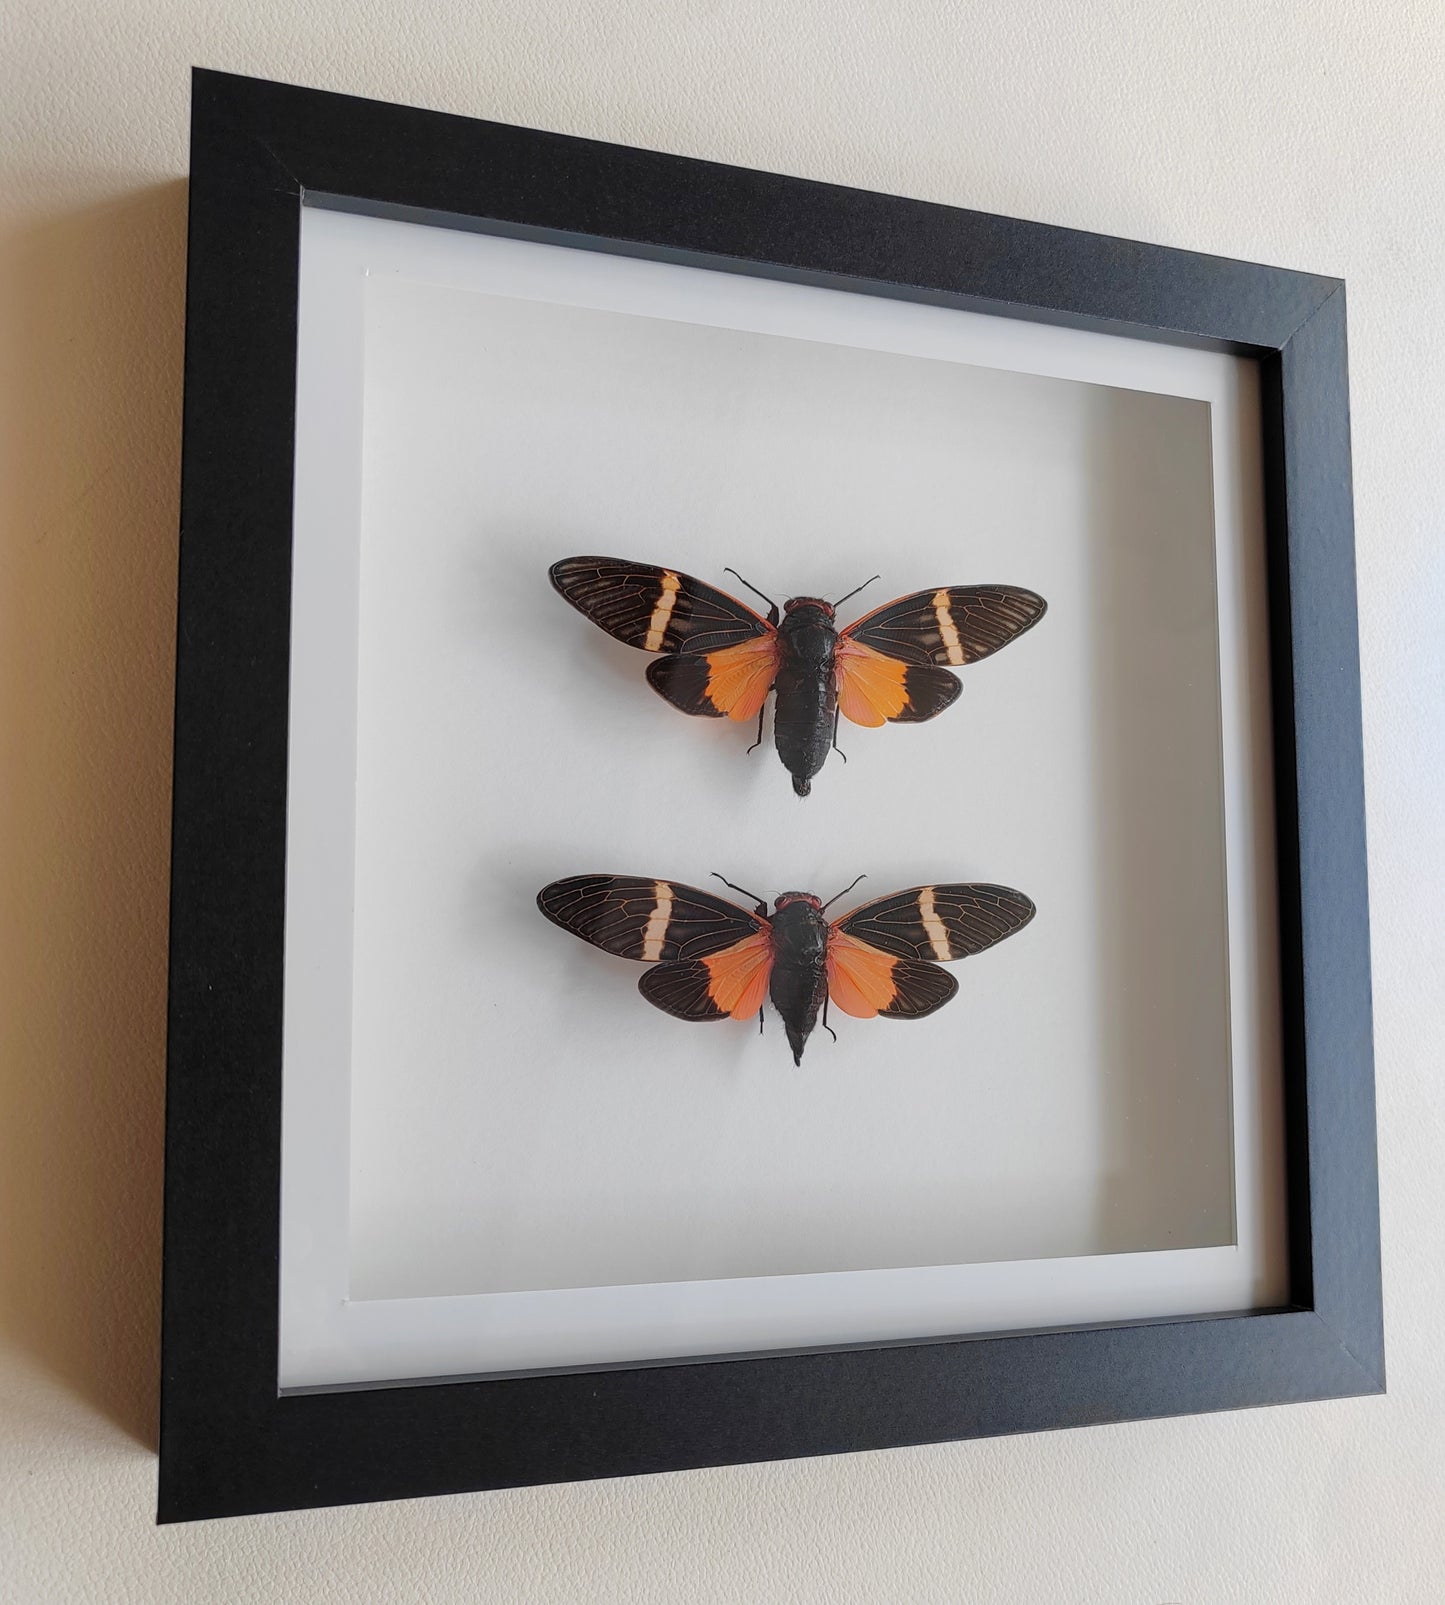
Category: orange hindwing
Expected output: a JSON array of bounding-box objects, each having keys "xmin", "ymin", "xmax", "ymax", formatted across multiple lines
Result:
[
  {"xmin": 833, "ymin": 637, "xmax": 911, "ymax": 726},
  {"xmin": 825, "ymin": 931, "xmax": 900, "ymax": 1017},
  {"xmin": 704, "ymin": 635, "xmax": 781, "ymax": 721},
  {"xmin": 703, "ymin": 930, "xmax": 775, "ymax": 1018}
]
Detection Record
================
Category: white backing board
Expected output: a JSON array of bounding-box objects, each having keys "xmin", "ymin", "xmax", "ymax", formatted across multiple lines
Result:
[{"xmin": 278, "ymin": 204, "xmax": 1285, "ymax": 1388}]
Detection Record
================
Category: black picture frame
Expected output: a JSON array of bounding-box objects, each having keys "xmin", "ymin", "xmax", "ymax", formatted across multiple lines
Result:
[{"xmin": 160, "ymin": 67, "xmax": 1381, "ymax": 1522}]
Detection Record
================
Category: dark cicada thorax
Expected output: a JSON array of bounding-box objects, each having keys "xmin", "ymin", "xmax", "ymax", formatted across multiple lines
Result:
[
  {"xmin": 767, "ymin": 893, "xmax": 831, "ymax": 1064},
  {"xmin": 773, "ymin": 599, "xmax": 839, "ymax": 798}
]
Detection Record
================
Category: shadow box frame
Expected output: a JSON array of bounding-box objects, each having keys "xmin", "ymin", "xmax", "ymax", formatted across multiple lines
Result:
[{"xmin": 160, "ymin": 67, "xmax": 1382, "ymax": 1522}]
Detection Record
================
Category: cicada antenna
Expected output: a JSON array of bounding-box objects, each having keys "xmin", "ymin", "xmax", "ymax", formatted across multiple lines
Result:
[
  {"xmin": 821, "ymin": 873, "xmax": 867, "ymax": 912},
  {"xmin": 723, "ymin": 567, "xmax": 779, "ymax": 615},
  {"xmin": 711, "ymin": 871, "xmax": 768, "ymax": 911},
  {"xmin": 831, "ymin": 574, "xmax": 880, "ymax": 610}
]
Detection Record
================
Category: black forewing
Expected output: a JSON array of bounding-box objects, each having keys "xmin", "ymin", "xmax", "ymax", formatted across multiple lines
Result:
[
  {"xmin": 537, "ymin": 875, "xmax": 765, "ymax": 962},
  {"xmin": 843, "ymin": 585, "xmax": 1046, "ymax": 668},
  {"xmin": 550, "ymin": 557, "xmax": 772, "ymax": 655},
  {"xmin": 835, "ymin": 883, "xmax": 1036, "ymax": 962}
]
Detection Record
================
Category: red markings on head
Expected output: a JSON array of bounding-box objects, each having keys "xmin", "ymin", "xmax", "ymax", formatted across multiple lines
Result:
[
  {"xmin": 782, "ymin": 596, "xmax": 835, "ymax": 619},
  {"xmin": 774, "ymin": 891, "xmax": 823, "ymax": 910}
]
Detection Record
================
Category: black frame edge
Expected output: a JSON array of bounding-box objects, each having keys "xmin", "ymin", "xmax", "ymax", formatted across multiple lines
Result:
[
  {"xmin": 160, "ymin": 1307, "xmax": 1373, "ymax": 1524},
  {"xmin": 1275, "ymin": 287, "xmax": 1383, "ymax": 1386},
  {"xmin": 160, "ymin": 71, "xmax": 303, "ymax": 1517},
  {"xmin": 193, "ymin": 68, "xmax": 1339, "ymax": 351}
]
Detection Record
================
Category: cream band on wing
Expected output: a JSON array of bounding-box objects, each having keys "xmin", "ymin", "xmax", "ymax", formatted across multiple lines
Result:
[
  {"xmin": 640, "ymin": 881, "xmax": 673, "ymax": 961},
  {"xmin": 931, "ymin": 589, "xmax": 966, "ymax": 665},
  {"xmin": 918, "ymin": 884, "xmax": 953, "ymax": 961},
  {"xmin": 643, "ymin": 572, "xmax": 682, "ymax": 651}
]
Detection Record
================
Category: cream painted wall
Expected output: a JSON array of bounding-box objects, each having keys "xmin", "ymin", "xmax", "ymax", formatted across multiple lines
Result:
[{"xmin": 2, "ymin": 0, "xmax": 1441, "ymax": 1598}]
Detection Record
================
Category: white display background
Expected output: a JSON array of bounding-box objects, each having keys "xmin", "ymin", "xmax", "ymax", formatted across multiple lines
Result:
[
  {"xmin": 354, "ymin": 255, "xmax": 1232, "ymax": 1293},
  {"xmin": 278, "ymin": 206, "xmax": 1284, "ymax": 1386}
]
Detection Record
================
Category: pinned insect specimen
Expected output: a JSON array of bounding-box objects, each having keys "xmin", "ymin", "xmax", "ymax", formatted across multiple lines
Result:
[
  {"xmin": 550, "ymin": 557, "xmax": 1046, "ymax": 796},
  {"xmin": 538, "ymin": 872, "xmax": 1035, "ymax": 1064}
]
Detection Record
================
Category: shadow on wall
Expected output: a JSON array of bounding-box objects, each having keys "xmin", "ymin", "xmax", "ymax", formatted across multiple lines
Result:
[{"xmin": 0, "ymin": 181, "xmax": 187, "ymax": 1448}]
